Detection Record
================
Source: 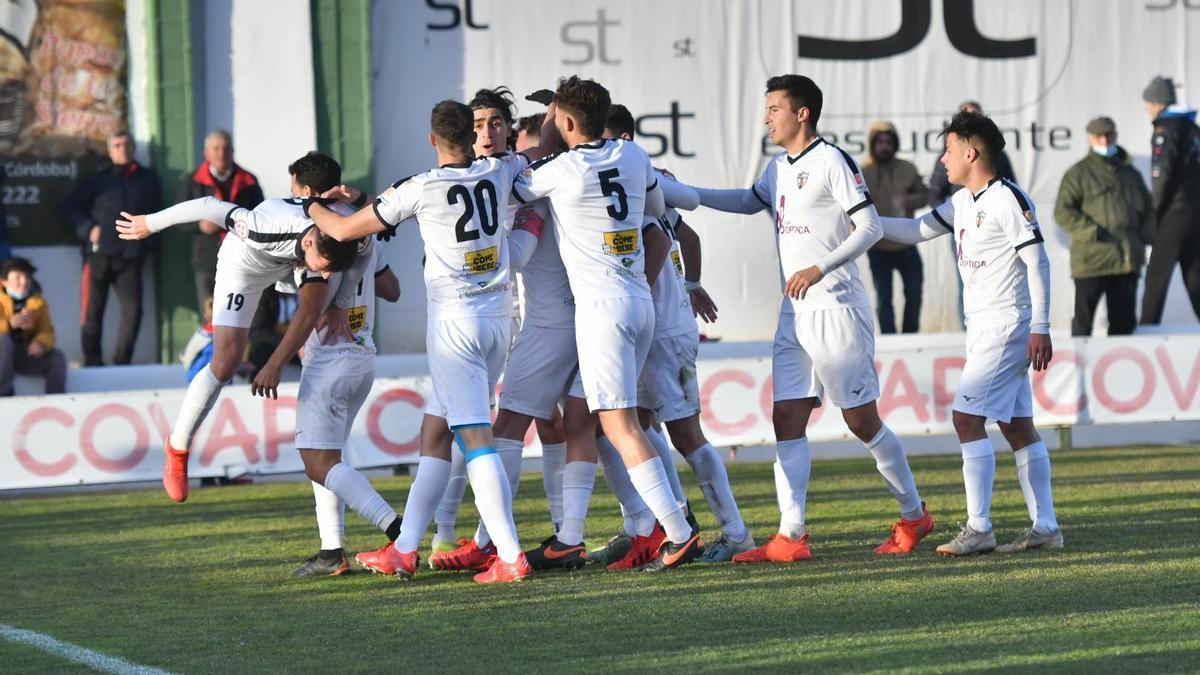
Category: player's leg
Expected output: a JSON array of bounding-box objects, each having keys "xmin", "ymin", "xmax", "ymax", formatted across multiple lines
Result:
[
  {"xmin": 995, "ymin": 399, "xmax": 1062, "ymax": 553},
  {"xmin": 427, "ymin": 411, "xmax": 465, "ymax": 554},
  {"xmin": 639, "ymin": 407, "xmax": 688, "ymax": 511},
  {"xmin": 525, "ymin": 393, "xmax": 597, "ymax": 570},
  {"xmin": 535, "ymin": 407, "xmax": 567, "ymax": 531},
  {"xmin": 670, "ymin": 415, "xmax": 753, "ymax": 562},
  {"xmin": 734, "ymin": 313, "xmax": 816, "ymax": 563}
]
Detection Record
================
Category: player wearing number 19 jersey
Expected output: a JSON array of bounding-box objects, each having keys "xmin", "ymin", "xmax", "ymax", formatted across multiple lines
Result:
[
  {"xmin": 512, "ymin": 76, "xmax": 703, "ymax": 571},
  {"xmin": 686, "ymin": 76, "xmax": 934, "ymax": 562}
]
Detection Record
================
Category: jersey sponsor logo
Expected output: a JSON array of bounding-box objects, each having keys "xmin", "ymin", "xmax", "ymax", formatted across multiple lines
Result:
[
  {"xmin": 670, "ymin": 250, "xmax": 684, "ymax": 276},
  {"xmin": 796, "ymin": 171, "xmax": 809, "ymax": 189},
  {"xmin": 347, "ymin": 305, "xmax": 367, "ymax": 334},
  {"xmin": 463, "ymin": 245, "xmax": 499, "ymax": 274},
  {"xmin": 602, "ymin": 228, "xmax": 639, "ymax": 255},
  {"xmin": 777, "ymin": 223, "xmax": 811, "ymax": 235}
]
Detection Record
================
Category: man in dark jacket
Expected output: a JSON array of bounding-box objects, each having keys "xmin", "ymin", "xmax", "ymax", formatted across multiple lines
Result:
[
  {"xmin": 63, "ymin": 131, "xmax": 161, "ymax": 365},
  {"xmin": 177, "ymin": 130, "xmax": 264, "ymax": 312},
  {"xmin": 1055, "ymin": 117, "xmax": 1155, "ymax": 336},
  {"xmin": 1140, "ymin": 76, "xmax": 1200, "ymax": 325}
]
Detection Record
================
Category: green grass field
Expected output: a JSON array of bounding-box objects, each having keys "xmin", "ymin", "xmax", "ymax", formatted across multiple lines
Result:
[{"xmin": 3, "ymin": 445, "xmax": 1199, "ymax": 673}]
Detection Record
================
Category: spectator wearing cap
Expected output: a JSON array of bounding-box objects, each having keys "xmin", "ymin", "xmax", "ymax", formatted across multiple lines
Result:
[
  {"xmin": 177, "ymin": 130, "xmax": 264, "ymax": 313},
  {"xmin": 1055, "ymin": 117, "xmax": 1154, "ymax": 336},
  {"xmin": 1140, "ymin": 76, "xmax": 1200, "ymax": 324},
  {"xmin": 62, "ymin": 130, "xmax": 161, "ymax": 365},
  {"xmin": 0, "ymin": 257, "xmax": 66, "ymax": 395}
]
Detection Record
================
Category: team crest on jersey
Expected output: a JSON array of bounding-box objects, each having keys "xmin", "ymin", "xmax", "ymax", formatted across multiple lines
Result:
[
  {"xmin": 233, "ymin": 219, "xmax": 249, "ymax": 240},
  {"xmin": 463, "ymin": 246, "xmax": 498, "ymax": 274},
  {"xmin": 796, "ymin": 171, "xmax": 809, "ymax": 189},
  {"xmin": 602, "ymin": 228, "xmax": 639, "ymax": 255},
  {"xmin": 975, "ymin": 210, "xmax": 986, "ymax": 228}
]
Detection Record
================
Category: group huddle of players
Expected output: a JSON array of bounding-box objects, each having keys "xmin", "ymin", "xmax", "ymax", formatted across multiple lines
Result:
[{"xmin": 115, "ymin": 73, "xmax": 1063, "ymax": 584}]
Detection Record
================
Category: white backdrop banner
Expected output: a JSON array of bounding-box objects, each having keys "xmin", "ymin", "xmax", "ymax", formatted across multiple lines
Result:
[
  {"xmin": 369, "ymin": 0, "xmax": 1200, "ymax": 350},
  {"xmin": 2, "ymin": 334, "xmax": 1197, "ymax": 490}
]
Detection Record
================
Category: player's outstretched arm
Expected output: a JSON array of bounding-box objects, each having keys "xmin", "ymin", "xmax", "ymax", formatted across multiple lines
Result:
[
  {"xmin": 116, "ymin": 196, "xmax": 238, "ymax": 240},
  {"xmin": 251, "ymin": 280, "xmax": 327, "ymax": 399},
  {"xmin": 691, "ymin": 185, "xmax": 767, "ymax": 215},
  {"xmin": 659, "ymin": 174, "xmax": 700, "ymax": 211},
  {"xmin": 1017, "ymin": 241, "xmax": 1053, "ymax": 371},
  {"xmin": 879, "ymin": 210, "xmax": 953, "ymax": 246},
  {"xmin": 522, "ymin": 102, "xmax": 561, "ymax": 163},
  {"xmin": 307, "ymin": 200, "xmax": 384, "ymax": 242}
]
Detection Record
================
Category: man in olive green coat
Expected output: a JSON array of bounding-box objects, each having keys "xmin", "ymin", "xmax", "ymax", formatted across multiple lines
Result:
[{"xmin": 1055, "ymin": 117, "xmax": 1155, "ymax": 336}]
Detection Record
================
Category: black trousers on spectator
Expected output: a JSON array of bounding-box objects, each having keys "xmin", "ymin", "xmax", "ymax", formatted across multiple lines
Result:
[
  {"xmin": 1141, "ymin": 208, "xmax": 1200, "ymax": 324},
  {"xmin": 0, "ymin": 333, "xmax": 67, "ymax": 395},
  {"xmin": 81, "ymin": 253, "xmax": 143, "ymax": 366},
  {"xmin": 868, "ymin": 247, "xmax": 923, "ymax": 334},
  {"xmin": 1073, "ymin": 273, "xmax": 1138, "ymax": 336}
]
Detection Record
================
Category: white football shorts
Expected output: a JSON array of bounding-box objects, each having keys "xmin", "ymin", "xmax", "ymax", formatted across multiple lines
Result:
[
  {"xmin": 953, "ymin": 319, "xmax": 1034, "ymax": 423},
  {"xmin": 772, "ymin": 306, "xmax": 880, "ymax": 409}
]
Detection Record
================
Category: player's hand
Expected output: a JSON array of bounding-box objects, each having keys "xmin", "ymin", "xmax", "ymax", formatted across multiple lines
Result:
[
  {"xmin": 655, "ymin": 167, "xmax": 677, "ymax": 181},
  {"xmin": 26, "ymin": 341, "xmax": 46, "ymax": 358},
  {"xmin": 785, "ymin": 266, "xmax": 825, "ymax": 300},
  {"xmin": 1028, "ymin": 333, "xmax": 1053, "ymax": 371},
  {"xmin": 198, "ymin": 219, "xmax": 221, "ymax": 235},
  {"xmin": 318, "ymin": 306, "xmax": 353, "ymax": 345},
  {"xmin": 689, "ymin": 286, "xmax": 718, "ymax": 323},
  {"xmin": 525, "ymin": 89, "xmax": 554, "ymax": 106},
  {"xmin": 251, "ymin": 363, "xmax": 282, "ymax": 399},
  {"xmin": 321, "ymin": 184, "xmax": 362, "ymax": 204},
  {"xmin": 115, "ymin": 212, "xmax": 152, "ymax": 240}
]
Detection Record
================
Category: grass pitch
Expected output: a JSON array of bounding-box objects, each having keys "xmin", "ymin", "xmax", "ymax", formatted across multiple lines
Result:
[{"xmin": 2, "ymin": 445, "xmax": 1198, "ymax": 673}]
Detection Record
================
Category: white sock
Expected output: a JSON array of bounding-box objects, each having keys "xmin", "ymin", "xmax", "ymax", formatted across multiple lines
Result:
[
  {"xmin": 169, "ymin": 365, "xmax": 223, "ymax": 450},
  {"xmin": 433, "ymin": 450, "xmax": 467, "ymax": 549},
  {"xmin": 395, "ymin": 456, "xmax": 452, "ymax": 553},
  {"xmin": 647, "ymin": 427, "xmax": 687, "ymax": 508},
  {"xmin": 311, "ymin": 481, "xmax": 345, "ymax": 551},
  {"xmin": 323, "ymin": 463, "xmax": 397, "ymax": 532},
  {"xmin": 1014, "ymin": 442, "xmax": 1058, "ymax": 532},
  {"xmin": 866, "ymin": 425, "xmax": 924, "ymax": 520},
  {"xmin": 960, "ymin": 438, "xmax": 996, "ymax": 532},
  {"xmin": 684, "ymin": 443, "xmax": 749, "ymax": 543},
  {"xmin": 775, "ymin": 437, "xmax": 811, "ymax": 539},
  {"xmin": 465, "ymin": 451, "xmax": 521, "ymax": 563},
  {"xmin": 474, "ymin": 437, "xmax": 526, "ymax": 548},
  {"xmin": 558, "ymin": 461, "xmax": 598, "ymax": 546},
  {"xmin": 628, "ymin": 457, "xmax": 691, "ymax": 544},
  {"xmin": 597, "ymin": 437, "xmax": 652, "ymax": 536},
  {"xmin": 540, "ymin": 441, "xmax": 566, "ymax": 530}
]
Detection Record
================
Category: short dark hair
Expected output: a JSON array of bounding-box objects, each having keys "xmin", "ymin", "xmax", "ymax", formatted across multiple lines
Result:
[
  {"xmin": 2, "ymin": 256, "xmax": 36, "ymax": 278},
  {"xmin": 605, "ymin": 104, "xmax": 636, "ymax": 138},
  {"xmin": 517, "ymin": 113, "xmax": 544, "ymax": 141},
  {"xmin": 468, "ymin": 86, "xmax": 516, "ymax": 126},
  {"xmin": 430, "ymin": 100, "xmax": 475, "ymax": 153},
  {"xmin": 313, "ymin": 233, "xmax": 361, "ymax": 273},
  {"xmin": 766, "ymin": 75, "xmax": 823, "ymax": 129},
  {"xmin": 288, "ymin": 152, "xmax": 342, "ymax": 194},
  {"xmin": 944, "ymin": 110, "xmax": 1006, "ymax": 168},
  {"xmin": 554, "ymin": 75, "xmax": 610, "ymax": 139}
]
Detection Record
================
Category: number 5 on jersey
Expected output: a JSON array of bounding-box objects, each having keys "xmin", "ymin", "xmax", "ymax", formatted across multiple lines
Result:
[{"xmin": 599, "ymin": 168, "xmax": 628, "ymax": 221}]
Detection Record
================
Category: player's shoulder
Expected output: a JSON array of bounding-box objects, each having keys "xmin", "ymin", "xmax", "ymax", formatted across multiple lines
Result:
[
  {"xmin": 817, "ymin": 138, "xmax": 863, "ymax": 174},
  {"xmin": 992, "ymin": 177, "xmax": 1036, "ymax": 213},
  {"xmin": 524, "ymin": 151, "xmax": 565, "ymax": 174}
]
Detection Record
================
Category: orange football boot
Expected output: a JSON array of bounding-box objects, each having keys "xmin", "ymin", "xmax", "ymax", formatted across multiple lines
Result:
[
  {"xmin": 607, "ymin": 523, "xmax": 667, "ymax": 571},
  {"xmin": 430, "ymin": 538, "xmax": 497, "ymax": 572},
  {"xmin": 731, "ymin": 533, "xmax": 812, "ymax": 563},
  {"xmin": 473, "ymin": 552, "xmax": 532, "ymax": 583},
  {"xmin": 356, "ymin": 542, "xmax": 419, "ymax": 579},
  {"xmin": 162, "ymin": 439, "xmax": 190, "ymax": 503},
  {"xmin": 874, "ymin": 502, "xmax": 935, "ymax": 554}
]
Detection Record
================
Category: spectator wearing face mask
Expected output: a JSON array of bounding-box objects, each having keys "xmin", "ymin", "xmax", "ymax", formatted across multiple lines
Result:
[
  {"xmin": 1054, "ymin": 117, "xmax": 1154, "ymax": 336},
  {"xmin": 0, "ymin": 256, "xmax": 67, "ymax": 395},
  {"xmin": 862, "ymin": 120, "xmax": 929, "ymax": 334}
]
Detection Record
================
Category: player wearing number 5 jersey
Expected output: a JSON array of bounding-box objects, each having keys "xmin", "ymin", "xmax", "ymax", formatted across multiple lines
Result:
[
  {"xmin": 114, "ymin": 152, "xmax": 363, "ymax": 504},
  {"xmin": 307, "ymin": 100, "xmax": 557, "ymax": 583},
  {"xmin": 512, "ymin": 76, "xmax": 704, "ymax": 571}
]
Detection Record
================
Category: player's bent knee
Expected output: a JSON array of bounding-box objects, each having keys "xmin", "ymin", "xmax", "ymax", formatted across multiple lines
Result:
[{"xmin": 952, "ymin": 411, "xmax": 987, "ymax": 441}]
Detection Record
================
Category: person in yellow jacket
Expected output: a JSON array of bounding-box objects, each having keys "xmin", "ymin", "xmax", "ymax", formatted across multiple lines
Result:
[{"xmin": 1, "ymin": 257, "xmax": 67, "ymax": 395}]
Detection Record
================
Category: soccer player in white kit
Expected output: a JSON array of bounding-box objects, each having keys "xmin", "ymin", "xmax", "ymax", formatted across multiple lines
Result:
[
  {"xmin": 512, "ymin": 76, "xmax": 704, "ymax": 571},
  {"xmin": 685, "ymin": 75, "xmax": 935, "ymax": 562},
  {"xmin": 878, "ymin": 110, "xmax": 1061, "ymax": 556},
  {"xmin": 114, "ymin": 153, "xmax": 363, "ymax": 504},
  {"xmin": 307, "ymin": 100, "xmax": 551, "ymax": 583},
  {"xmin": 286, "ymin": 241, "xmax": 405, "ymax": 577}
]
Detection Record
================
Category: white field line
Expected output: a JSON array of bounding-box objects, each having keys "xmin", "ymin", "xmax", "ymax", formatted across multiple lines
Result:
[{"xmin": 0, "ymin": 623, "xmax": 176, "ymax": 675}]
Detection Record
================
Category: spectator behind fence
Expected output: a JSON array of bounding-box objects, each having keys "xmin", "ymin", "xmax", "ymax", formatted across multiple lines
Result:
[
  {"xmin": 930, "ymin": 102, "xmax": 1017, "ymax": 329},
  {"xmin": 862, "ymin": 120, "xmax": 929, "ymax": 334},
  {"xmin": 244, "ymin": 286, "xmax": 299, "ymax": 379},
  {"xmin": 63, "ymin": 131, "xmax": 161, "ymax": 365},
  {"xmin": 0, "ymin": 164, "xmax": 10, "ymax": 262},
  {"xmin": 1139, "ymin": 76, "xmax": 1200, "ymax": 325},
  {"xmin": 1054, "ymin": 117, "xmax": 1154, "ymax": 336},
  {"xmin": 178, "ymin": 130, "xmax": 264, "ymax": 313},
  {"xmin": 0, "ymin": 257, "xmax": 66, "ymax": 395}
]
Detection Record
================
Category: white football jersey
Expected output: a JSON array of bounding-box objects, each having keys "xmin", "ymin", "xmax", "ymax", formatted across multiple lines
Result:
[
  {"xmin": 753, "ymin": 139, "xmax": 875, "ymax": 313},
  {"xmin": 219, "ymin": 197, "xmax": 355, "ymax": 275},
  {"xmin": 513, "ymin": 138, "xmax": 657, "ymax": 304},
  {"xmin": 300, "ymin": 241, "xmax": 389, "ymax": 373},
  {"xmin": 932, "ymin": 177, "xmax": 1043, "ymax": 324},
  {"xmin": 648, "ymin": 207, "xmax": 698, "ymax": 340},
  {"xmin": 374, "ymin": 154, "xmax": 528, "ymax": 321},
  {"xmin": 518, "ymin": 205, "xmax": 575, "ymax": 329}
]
